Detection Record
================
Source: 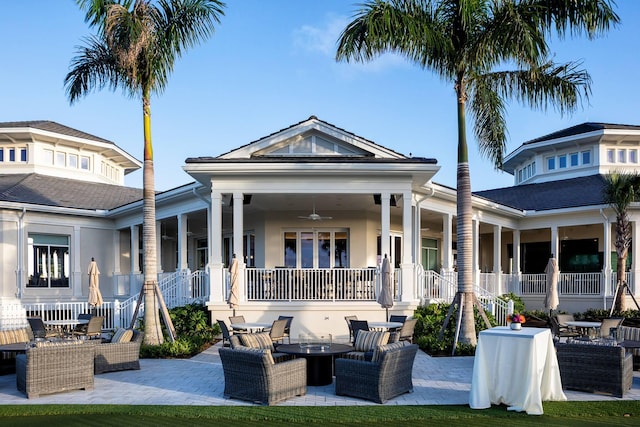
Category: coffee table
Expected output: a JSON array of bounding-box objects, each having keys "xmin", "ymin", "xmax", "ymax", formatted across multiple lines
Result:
[{"xmin": 276, "ymin": 343, "xmax": 353, "ymax": 386}]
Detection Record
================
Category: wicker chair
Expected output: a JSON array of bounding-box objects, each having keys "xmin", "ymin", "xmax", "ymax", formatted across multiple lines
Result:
[
  {"xmin": 268, "ymin": 318, "xmax": 288, "ymax": 345},
  {"xmin": 277, "ymin": 315, "xmax": 293, "ymax": 343},
  {"xmin": 93, "ymin": 329, "xmax": 143, "ymax": 374},
  {"xmin": 219, "ymin": 346, "xmax": 307, "ymax": 405},
  {"xmin": 555, "ymin": 341, "xmax": 633, "ymax": 397},
  {"xmin": 398, "ymin": 318, "xmax": 417, "ymax": 343},
  {"xmin": 16, "ymin": 342, "xmax": 95, "ymax": 398},
  {"xmin": 335, "ymin": 343, "xmax": 418, "ymax": 403},
  {"xmin": 72, "ymin": 316, "xmax": 104, "ymax": 340}
]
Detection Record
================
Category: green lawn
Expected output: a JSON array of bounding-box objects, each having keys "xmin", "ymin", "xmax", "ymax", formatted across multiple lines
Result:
[{"xmin": 0, "ymin": 402, "xmax": 638, "ymax": 426}]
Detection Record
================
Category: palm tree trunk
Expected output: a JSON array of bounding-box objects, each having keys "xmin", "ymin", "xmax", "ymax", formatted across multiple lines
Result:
[
  {"xmin": 142, "ymin": 94, "xmax": 163, "ymax": 345},
  {"xmin": 456, "ymin": 84, "xmax": 477, "ymax": 346}
]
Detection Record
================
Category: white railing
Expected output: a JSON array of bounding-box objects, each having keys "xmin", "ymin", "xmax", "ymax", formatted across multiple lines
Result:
[
  {"xmin": 24, "ymin": 302, "xmax": 117, "ymax": 330},
  {"xmin": 611, "ymin": 272, "xmax": 634, "ymax": 295},
  {"xmin": 243, "ymin": 268, "xmax": 383, "ymax": 301}
]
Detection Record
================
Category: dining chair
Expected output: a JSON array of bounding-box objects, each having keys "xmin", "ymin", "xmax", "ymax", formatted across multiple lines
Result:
[
  {"xmin": 217, "ymin": 319, "xmax": 233, "ymax": 347},
  {"xmin": 350, "ymin": 320, "xmax": 370, "ymax": 342},
  {"xmin": 550, "ymin": 315, "xmax": 580, "ymax": 341},
  {"xmin": 398, "ymin": 318, "xmax": 417, "ymax": 343},
  {"xmin": 345, "ymin": 316, "xmax": 358, "ymax": 343},
  {"xmin": 73, "ymin": 316, "xmax": 103, "ymax": 340},
  {"xmin": 27, "ymin": 317, "xmax": 59, "ymax": 339},
  {"xmin": 228, "ymin": 315, "xmax": 248, "ymax": 333},
  {"xmin": 277, "ymin": 315, "xmax": 293, "ymax": 343},
  {"xmin": 600, "ymin": 317, "xmax": 624, "ymax": 339},
  {"xmin": 269, "ymin": 318, "xmax": 289, "ymax": 345},
  {"xmin": 71, "ymin": 313, "xmax": 93, "ymax": 336},
  {"xmin": 389, "ymin": 315, "xmax": 407, "ymax": 323}
]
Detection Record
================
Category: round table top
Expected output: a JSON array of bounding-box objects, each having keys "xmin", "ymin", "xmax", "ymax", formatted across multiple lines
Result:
[
  {"xmin": 368, "ymin": 321, "xmax": 403, "ymax": 330},
  {"xmin": 276, "ymin": 343, "xmax": 353, "ymax": 356},
  {"xmin": 44, "ymin": 319, "xmax": 89, "ymax": 326},
  {"xmin": 565, "ymin": 321, "xmax": 602, "ymax": 328}
]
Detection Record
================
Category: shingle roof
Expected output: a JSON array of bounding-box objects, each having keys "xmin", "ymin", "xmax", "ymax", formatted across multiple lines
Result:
[
  {"xmin": 0, "ymin": 174, "xmax": 142, "ymax": 210},
  {"xmin": 473, "ymin": 174, "xmax": 607, "ymax": 211},
  {"xmin": 0, "ymin": 121, "xmax": 115, "ymax": 145},
  {"xmin": 524, "ymin": 122, "xmax": 640, "ymax": 145}
]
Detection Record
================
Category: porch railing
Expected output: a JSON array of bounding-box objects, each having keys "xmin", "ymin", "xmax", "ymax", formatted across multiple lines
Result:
[{"xmin": 242, "ymin": 267, "xmax": 392, "ymax": 302}]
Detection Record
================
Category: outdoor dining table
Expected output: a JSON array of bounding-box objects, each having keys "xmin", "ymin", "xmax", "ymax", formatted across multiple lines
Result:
[
  {"xmin": 469, "ymin": 326, "xmax": 566, "ymax": 415},
  {"xmin": 565, "ymin": 321, "xmax": 602, "ymax": 339},
  {"xmin": 44, "ymin": 319, "xmax": 89, "ymax": 335},
  {"xmin": 368, "ymin": 321, "xmax": 403, "ymax": 331},
  {"xmin": 229, "ymin": 322, "xmax": 271, "ymax": 333}
]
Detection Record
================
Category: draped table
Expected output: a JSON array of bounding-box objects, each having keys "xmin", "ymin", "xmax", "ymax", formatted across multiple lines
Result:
[{"xmin": 469, "ymin": 326, "xmax": 566, "ymax": 415}]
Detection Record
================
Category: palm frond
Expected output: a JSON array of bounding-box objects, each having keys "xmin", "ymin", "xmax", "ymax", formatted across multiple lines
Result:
[
  {"xmin": 64, "ymin": 36, "xmax": 128, "ymax": 104},
  {"xmin": 525, "ymin": 0, "xmax": 620, "ymax": 39},
  {"xmin": 467, "ymin": 76, "xmax": 507, "ymax": 168}
]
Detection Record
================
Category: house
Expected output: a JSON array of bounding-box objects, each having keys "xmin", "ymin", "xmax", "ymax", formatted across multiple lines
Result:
[{"xmin": 1, "ymin": 118, "xmax": 639, "ymax": 337}]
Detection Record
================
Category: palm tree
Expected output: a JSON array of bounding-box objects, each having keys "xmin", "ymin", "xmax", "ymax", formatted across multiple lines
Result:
[
  {"xmin": 336, "ymin": 0, "xmax": 618, "ymax": 346},
  {"xmin": 65, "ymin": 0, "xmax": 225, "ymax": 345},
  {"xmin": 603, "ymin": 172, "xmax": 640, "ymax": 312}
]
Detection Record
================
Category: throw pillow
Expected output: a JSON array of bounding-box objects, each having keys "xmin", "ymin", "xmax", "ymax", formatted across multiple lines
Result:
[
  {"xmin": 111, "ymin": 328, "xmax": 126, "ymax": 343},
  {"xmin": 239, "ymin": 332, "xmax": 275, "ymax": 352},
  {"xmin": 229, "ymin": 335, "xmax": 242, "ymax": 349},
  {"xmin": 113, "ymin": 329, "xmax": 133, "ymax": 343},
  {"xmin": 234, "ymin": 345, "xmax": 275, "ymax": 365},
  {"xmin": 354, "ymin": 330, "xmax": 390, "ymax": 352},
  {"xmin": 371, "ymin": 341, "xmax": 406, "ymax": 363}
]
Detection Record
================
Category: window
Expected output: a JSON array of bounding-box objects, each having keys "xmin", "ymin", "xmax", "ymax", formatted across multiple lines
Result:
[
  {"xmin": 27, "ymin": 234, "xmax": 70, "ymax": 288},
  {"xmin": 0, "ymin": 149, "xmax": 3, "ymax": 162},
  {"xmin": 618, "ymin": 149, "xmax": 627, "ymax": 163},
  {"xmin": 547, "ymin": 157, "xmax": 555, "ymax": 170},
  {"xmin": 518, "ymin": 169, "xmax": 523, "ymax": 183},
  {"xmin": 80, "ymin": 156, "xmax": 90, "ymax": 170},
  {"xmin": 20, "ymin": 148, "xmax": 27, "ymax": 162},
  {"xmin": 570, "ymin": 152, "xmax": 579, "ymax": 166},
  {"xmin": 55, "ymin": 152, "xmax": 66, "ymax": 167},
  {"xmin": 582, "ymin": 150, "xmax": 591, "ymax": 165},
  {"xmin": 630, "ymin": 150, "xmax": 638, "ymax": 164},
  {"xmin": 558, "ymin": 155, "xmax": 567, "ymax": 168},
  {"xmin": 9, "ymin": 148, "xmax": 15, "ymax": 162},
  {"xmin": 607, "ymin": 149, "xmax": 615, "ymax": 163},
  {"xmin": 283, "ymin": 229, "xmax": 349, "ymax": 268},
  {"xmin": 68, "ymin": 154, "xmax": 78, "ymax": 168}
]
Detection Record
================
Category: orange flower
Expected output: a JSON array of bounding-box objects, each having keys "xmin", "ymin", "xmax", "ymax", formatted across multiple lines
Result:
[{"xmin": 508, "ymin": 313, "xmax": 526, "ymax": 323}]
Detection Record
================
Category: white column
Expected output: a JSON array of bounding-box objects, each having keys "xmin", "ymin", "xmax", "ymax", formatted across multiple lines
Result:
[
  {"xmin": 233, "ymin": 192, "xmax": 246, "ymax": 302},
  {"xmin": 130, "ymin": 225, "xmax": 140, "ymax": 273},
  {"xmin": 155, "ymin": 220, "xmax": 163, "ymax": 273},
  {"xmin": 512, "ymin": 229, "xmax": 521, "ymax": 275},
  {"xmin": 603, "ymin": 220, "xmax": 612, "ymax": 297},
  {"xmin": 380, "ymin": 193, "xmax": 391, "ymax": 263},
  {"xmin": 209, "ymin": 188, "xmax": 225, "ymax": 303},
  {"xmin": 414, "ymin": 198, "xmax": 422, "ymax": 266},
  {"xmin": 442, "ymin": 213, "xmax": 453, "ymax": 271},
  {"xmin": 113, "ymin": 229, "xmax": 121, "ymax": 275},
  {"xmin": 401, "ymin": 190, "xmax": 415, "ymax": 301},
  {"xmin": 631, "ymin": 221, "xmax": 640, "ymax": 296},
  {"xmin": 73, "ymin": 225, "xmax": 82, "ymax": 298},
  {"xmin": 178, "ymin": 214, "xmax": 188, "ymax": 270},
  {"xmin": 493, "ymin": 224, "xmax": 502, "ymax": 294}
]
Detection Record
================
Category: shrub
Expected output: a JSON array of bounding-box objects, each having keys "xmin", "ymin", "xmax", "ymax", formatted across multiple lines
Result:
[
  {"xmin": 139, "ymin": 303, "xmax": 220, "ymax": 358},
  {"xmin": 497, "ymin": 292, "xmax": 525, "ymax": 314},
  {"xmin": 413, "ymin": 303, "xmax": 496, "ymax": 356}
]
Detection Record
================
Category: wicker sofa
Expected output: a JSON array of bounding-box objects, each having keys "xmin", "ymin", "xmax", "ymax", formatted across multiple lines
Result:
[
  {"xmin": 555, "ymin": 341, "xmax": 633, "ymax": 397},
  {"xmin": 335, "ymin": 342, "xmax": 418, "ymax": 403},
  {"xmin": 0, "ymin": 327, "xmax": 32, "ymax": 374},
  {"xmin": 93, "ymin": 329, "xmax": 143, "ymax": 374},
  {"xmin": 618, "ymin": 326, "xmax": 640, "ymax": 370},
  {"xmin": 219, "ymin": 346, "xmax": 307, "ymax": 405},
  {"xmin": 16, "ymin": 341, "xmax": 95, "ymax": 398}
]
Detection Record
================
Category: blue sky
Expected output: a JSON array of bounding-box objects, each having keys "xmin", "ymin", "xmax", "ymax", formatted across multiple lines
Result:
[{"xmin": 1, "ymin": 1, "xmax": 637, "ymax": 192}]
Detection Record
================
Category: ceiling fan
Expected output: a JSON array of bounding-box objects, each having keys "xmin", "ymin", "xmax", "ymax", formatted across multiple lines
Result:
[{"xmin": 298, "ymin": 201, "xmax": 332, "ymax": 221}]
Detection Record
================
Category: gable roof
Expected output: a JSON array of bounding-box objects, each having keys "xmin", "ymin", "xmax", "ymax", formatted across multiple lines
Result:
[
  {"xmin": 474, "ymin": 174, "xmax": 607, "ymax": 211},
  {"xmin": 217, "ymin": 116, "xmax": 407, "ymax": 160},
  {"xmin": 0, "ymin": 173, "xmax": 143, "ymax": 211}
]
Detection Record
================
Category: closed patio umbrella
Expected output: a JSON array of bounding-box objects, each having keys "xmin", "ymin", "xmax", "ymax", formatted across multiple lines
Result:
[
  {"xmin": 544, "ymin": 256, "xmax": 559, "ymax": 315},
  {"xmin": 377, "ymin": 255, "xmax": 394, "ymax": 321},
  {"xmin": 87, "ymin": 257, "xmax": 103, "ymax": 309},
  {"xmin": 228, "ymin": 256, "xmax": 239, "ymax": 316}
]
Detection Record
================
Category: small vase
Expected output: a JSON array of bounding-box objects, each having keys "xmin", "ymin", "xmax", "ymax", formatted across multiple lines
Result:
[{"xmin": 510, "ymin": 322, "xmax": 521, "ymax": 330}]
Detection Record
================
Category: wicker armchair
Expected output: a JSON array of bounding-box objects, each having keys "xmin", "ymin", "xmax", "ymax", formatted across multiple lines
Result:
[
  {"xmin": 16, "ymin": 342, "xmax": 95, "ymax": 398},
  {"xmin": 555, "ymin": 341, "xmax": 633, "ymax": 397},
  {"xmin": 93, "ymin": 329, "xmax": 143, "ymax": 374},
  {"xmin": 335, "ymin": 343, "xmax": 418, "ymax": 403},
  {"xmin": 219, "ymin": 346, "xmax": 307, "ymax": 405}
]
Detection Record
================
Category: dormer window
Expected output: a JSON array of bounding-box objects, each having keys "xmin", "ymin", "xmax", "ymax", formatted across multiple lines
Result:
[
  {"xmin": 582, "ymin": 151, "xmax": 591, "ymax": 165},
  {"xmin": 630, "ymin": 150, "xmax": 638, "ymax": 164},
  {"xmin": 558, "ymin": 155, "xmax": 567, "ymax": 168},
  {"xmin": 547, "ymin": 157, "xmax": 556, "ymax": 171},
  {"xmin": 570, "ymin": 152, "xmax": 579, "ymax": 166}
]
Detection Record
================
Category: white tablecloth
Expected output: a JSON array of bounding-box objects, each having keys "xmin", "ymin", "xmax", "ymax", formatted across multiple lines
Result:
[{"xmin": 469, "ymin": 326, "xmax": 566, "ymax": 415}]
